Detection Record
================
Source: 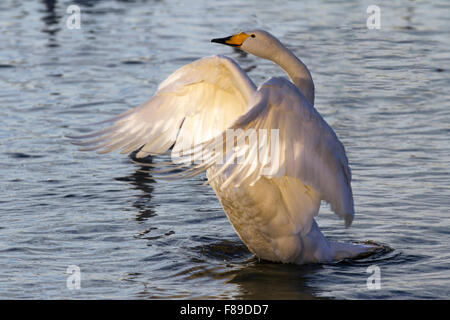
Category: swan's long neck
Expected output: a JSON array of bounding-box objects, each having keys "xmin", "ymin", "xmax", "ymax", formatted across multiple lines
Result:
[{"xmin": 271, "ymin": 45, "xmax": 315, "ymax": 105}]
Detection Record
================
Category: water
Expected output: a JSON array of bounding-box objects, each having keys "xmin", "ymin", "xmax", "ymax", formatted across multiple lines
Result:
[{"xmin": 0, "ymin": 0, "xmax": 449, "ymax": 299}]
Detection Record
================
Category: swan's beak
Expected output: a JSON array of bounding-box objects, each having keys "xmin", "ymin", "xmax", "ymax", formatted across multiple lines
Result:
[{"xmin": 211, "ymin": 32, "xmax": 249, "ymax": 47}]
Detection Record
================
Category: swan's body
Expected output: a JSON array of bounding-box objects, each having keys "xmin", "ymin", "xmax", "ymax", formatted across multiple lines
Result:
[{"xmin": 70, "ymin": 30, "xmax": 377, "ymax": 264}]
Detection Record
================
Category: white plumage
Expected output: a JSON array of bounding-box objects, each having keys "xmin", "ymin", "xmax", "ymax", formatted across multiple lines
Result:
[{"xmin": 70, "ymin": 30, "xmax": 378, "ymax": 264}]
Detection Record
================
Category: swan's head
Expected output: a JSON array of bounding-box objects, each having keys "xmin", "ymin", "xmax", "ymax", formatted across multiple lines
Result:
[{"xmin": 211, "ymin": 30, "xmax": 284, "ymax": 60}]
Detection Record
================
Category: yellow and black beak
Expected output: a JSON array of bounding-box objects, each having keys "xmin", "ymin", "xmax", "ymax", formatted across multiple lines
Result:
[{"xmin": 211, "ymin": 32, "xmax": 250, "ymax": 47}]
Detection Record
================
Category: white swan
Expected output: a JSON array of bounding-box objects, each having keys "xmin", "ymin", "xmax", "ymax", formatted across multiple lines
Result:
[{"xmin": 70, "ymin": 30, "xmax": 378, "ymax": 264}]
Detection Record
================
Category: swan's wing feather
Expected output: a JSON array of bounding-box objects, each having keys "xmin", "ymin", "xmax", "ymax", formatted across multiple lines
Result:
[
  {"xmin": 69, "ymin": 55, "xmax": 256, "ymax": 158},
  {"xmin": 193, "ymin": 77, "xmax": 354, "ymax": 226}
]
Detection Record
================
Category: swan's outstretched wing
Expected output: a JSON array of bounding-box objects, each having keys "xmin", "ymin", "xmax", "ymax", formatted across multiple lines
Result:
[
  {"xmin": 185, "ymin": 77, "xmax": 354, "ymax": 227},
  {"xmin": 69, "ymin": 55, "xmax": 256, "ymax": 158}
]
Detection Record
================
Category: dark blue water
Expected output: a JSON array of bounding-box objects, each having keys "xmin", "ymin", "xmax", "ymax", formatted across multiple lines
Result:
[{"xmin": 0, "ymin": 0, "xmax": 449, "ymax": 299}]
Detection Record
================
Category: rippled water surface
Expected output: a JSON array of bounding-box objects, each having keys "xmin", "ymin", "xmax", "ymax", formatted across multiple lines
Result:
[{"xmin": 1, "ymin": 0, "xmax": 449, "ymax": 299}]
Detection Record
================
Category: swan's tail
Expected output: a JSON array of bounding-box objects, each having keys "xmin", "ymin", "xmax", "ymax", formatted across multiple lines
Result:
[{"xmin": 329, "ymin": 241, "xmax": 384, "ymax": 261}]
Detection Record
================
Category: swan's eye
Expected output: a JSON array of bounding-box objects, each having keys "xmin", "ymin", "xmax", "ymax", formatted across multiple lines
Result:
[{"xmin": 250, "ymin": 34, "xmax": 256, "ymax": 38}]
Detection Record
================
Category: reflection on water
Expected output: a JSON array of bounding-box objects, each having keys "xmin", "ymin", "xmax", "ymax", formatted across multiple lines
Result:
[
  {"xmin": 115, "ymin": 155, "xmax": 156, "ymax": 222},
  {"xmin": 229, "ymin": 265, "xmax": 320, "ymax": 300},
  {"xmin": 40, "ymin": 0, "xmax": 61, "ymax": 49},
  {"xmin": 0, "ymin": 0, "xmax": 449, "ymax": 299},
  {"xmin": 41, "ymin": 0, "xmax": 60, "ymax": 28}
]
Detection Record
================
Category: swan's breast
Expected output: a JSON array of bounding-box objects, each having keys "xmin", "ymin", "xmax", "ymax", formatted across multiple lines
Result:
[{"xmin": 206, "ymin": 168, "xmax": 304, "ymax": 263}]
